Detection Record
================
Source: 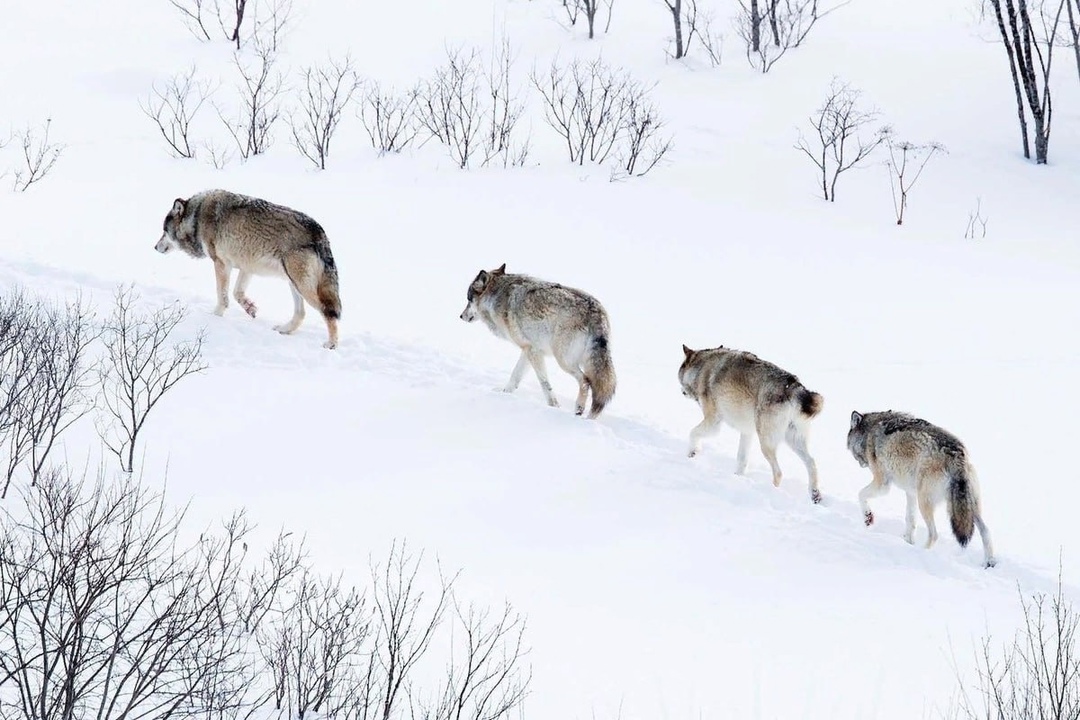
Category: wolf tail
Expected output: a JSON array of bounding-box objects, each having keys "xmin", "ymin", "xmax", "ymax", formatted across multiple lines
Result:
[
  {"xmin": 797, "ymin": 387, "xmax": 825, "ymax": 418},
  {"xmin": 583, "ymin": 333, "xmax": 616, "ymax": 419},
  {"xmin": 947, "ymin": 461, "xmax": 976, "ymax": 547},
  {"xmin": 313, "ymin": 233, "xmax": 342, "ymax": 321}
]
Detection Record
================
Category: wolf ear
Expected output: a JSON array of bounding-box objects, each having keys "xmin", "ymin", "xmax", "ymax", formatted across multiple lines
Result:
[
  {"xmin": 682, "ymin": 344, "xmax": 694, "ymax": 358},
  {"xmin": 494, "ymin": 263, "xmax": 506, "ymax": 275},
  {"xmin": 850, "ymin": 411, "xmax": 863, "ymax": 429},
  {"xmin": 171, "ymin": 198, "xmax": 187, "ymax": 215}
]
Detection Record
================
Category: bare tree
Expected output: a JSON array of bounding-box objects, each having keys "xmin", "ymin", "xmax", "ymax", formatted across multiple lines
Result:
[
  {"xmin": 11, "ymin": 119, "xmax": 64, "ymax": 192},
  {"xmin": 660, "ymin": 0, "xmax": 699, "ymax": 59},
  {"xmin": 414, "ymin": 47, "xmax": 486, "ymax": 169},
  {"xmin": 965, "ymin": 198, "xmax": 990, "ymax": 239},
  {"xmin": 0, "ymin": 291, "xmax": 97, "ymax": 499},
  {"xmin": 795, "ymin": 79, "xmax": 889, "ymax": 202},
  {"xmin": 427, "ymin": 601, "xmax": 531, "ymax": 720},
  {"xmin": 218, "ymin": 43, "xmax": 286, "ymax": 160},
  {"xmin": 532, "ymin": 57, "xmax": 630, "ymax": 165},
  {"xmin": 370, "ymin": 541, "xmax": 455, "ymax": 720},
  {"xmin": 0, "ymin": 470, "xmax": 259, "ymax": 720},
  {"xmin": 1065, "ymin": 0, "xmax": 1080, "ymax": 81},
  {"xmin": 289, "ymin": 55, "xmax": 362, "ymax": 170},
  {"xmin": 947, "ymin": 568, "xmax": 1080, "ymax": 719},
  {"xmin": 579, "ymin": 0, "xmax": 616, "ymax": 38},
  {"xmin": 985, "ymin": 0, "xmax": 1064, "ymax": 163},
  {"xmin": 95, "ymin": 286, "xmax": 207, "ymax": 474},
  {"xmin": 359, "ymin": 82, "xmax": 420, "ymax": 155},
  {"xmin": 168, "ymin": 0, "xmax": 217, "ymax": 41},
  {"xmin": 481, "ymin": 39, "xmax": 530, "ymax": 168},
  {"xmin": 884, "ymin": 137, "xmax": 946, "ymax": 226},
  {"xmin": 612, "ymin": 90, "xmax": 673, "ymax": 180},
  {"xmin": 141, "ymin": 66, "xmax": 215, "ymax": 159},
  {"xmin": 258, "ymin": 571, "xmax": 369, "ymax": 718},
  {"xmin": 736, "ymin": 0, "xmax": 838, "ymax": 72},
  {"xmin": 533, "ymin": 57, "xmax": 671, "ymax": 177}
]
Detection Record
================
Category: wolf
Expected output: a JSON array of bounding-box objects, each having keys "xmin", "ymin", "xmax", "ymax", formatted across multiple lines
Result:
[
  {"xmin": 154, "ymin": 189, "xmax": 342, "ymax": 349},
  {"xmin": 678, "ymin": 345, "xmax": 824, "ymax": 504},
  {"xmin": 847, "ymin": 410, "xmax": 996, "ymax": 568},
  {"xmin": 459, "ymin": 264, "xmax": 616, "ymax": 418}
]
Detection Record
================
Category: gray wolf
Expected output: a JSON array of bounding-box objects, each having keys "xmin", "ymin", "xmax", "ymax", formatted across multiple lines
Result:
[
  {"xmin": 459, "ymin": 264, "xmax": 616, "ymax": 418},
  {"xmin": 847, "ymin": 410, "xmax": 996, "ymax": 568},
  {"xmin": 155, "ymin": 189, "xmax": 342, "ymax": 349},
  {"xmin": 679, "ymin": 344, "xmax": 824, "ymax": 504}
]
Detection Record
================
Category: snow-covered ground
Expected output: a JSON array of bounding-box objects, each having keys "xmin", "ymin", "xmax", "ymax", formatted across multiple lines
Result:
[{"xmin": 2, "ymin": 0, "xmax": 1079, "ymax": 717}]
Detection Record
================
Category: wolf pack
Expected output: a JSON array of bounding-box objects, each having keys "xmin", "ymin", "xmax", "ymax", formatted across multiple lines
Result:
[{"xmin": 156, "ymin": 188, "xmax": 997, "ymax": 569}]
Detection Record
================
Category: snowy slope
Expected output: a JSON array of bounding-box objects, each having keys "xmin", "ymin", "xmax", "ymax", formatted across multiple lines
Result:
[{"xmin": 2, "ymin": 0, "xmax": 1080, "ymax": 718}]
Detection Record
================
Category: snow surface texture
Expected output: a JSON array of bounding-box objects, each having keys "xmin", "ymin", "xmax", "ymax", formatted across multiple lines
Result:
[{"xmin": 1, "ymin": 0, "xmax": 1079, "ymax": 717}]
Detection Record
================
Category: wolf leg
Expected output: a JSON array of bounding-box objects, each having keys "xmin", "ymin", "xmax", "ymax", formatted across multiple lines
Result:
[
  {"xmin": 917, "ymin": 491, "xmax": 938, "ymax": 549},
  {"xmin": 756, "ymin": 415, "xmax": 785, "ymax": 487},
  {"xmin": 974, "ymin": 515, "xmax": 996, "ymax": 568},
  {"xmin": 688, "ymin": 414, "xmax": 721, "ymax": 458},
  {"xmin": 275, "ymin": 282, "xmax": 306, "ymax": 335},
  {"xmin": 735, "ymin": 433, "xmax": 752, "ymax": 474},
  {"xmin": 903, "ymin": 491, "xmax": 918, "ymax": 544},
  {"xmin": 785, "ymin": 424, "xmax": 821, "ymax": 504},
  {"xmin": 213, "ymin": 259, "xmax": 231, "ymax": 316},
  {"xmin": 525, "ymin": 348, "xmax": 559, "ymax": 407},
  {"xmin": 858, "ymin": 468, "xmax": 889, "ymax": 526},
  {"xmin": 554, "ymin": 354, "xmax": 589, "ymax": 415},
  {"xmin": 233, "ymin": 269, "xmax": 257, "ymax": 318},
  {"xmin": 503, "ymin": 350, "xmax": 530, "ymax": 393}
]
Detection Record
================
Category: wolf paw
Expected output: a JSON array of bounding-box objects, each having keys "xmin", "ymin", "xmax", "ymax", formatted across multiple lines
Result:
[
  {"xmin": 687, "ymin": 448, "xmax": 698, "ymax": 459},
  {"xmin": 575, "ymin": 405, "xmax": 585, "ymax": 416},
  {"xmin": 274, "ymin": 324, "xmax": 297, "ymax": 335},
  {"xmin": 985, "ymin": 558, "xmax": 997, "ymax": 569},
  {"xmin": 323, "ymin": 339, "xmax": 337, "ymax": 350},
  {"xmin": 213, "ymin": 305, "xmax": 227, "ymax": 317},
  {"xmin": 239, "ymin": 299, "xmax": 257, "ymax": 318},
  {"xmin": 810, "ymin": 488, "xmax": 822, "ymax": 504},
  {"xmin": 863, "ymin": 510, "xmax": 874, "ymax": 526}
]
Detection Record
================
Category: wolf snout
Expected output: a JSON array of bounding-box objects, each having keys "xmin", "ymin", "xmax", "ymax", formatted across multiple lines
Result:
[{"xmin": 460, "ymin": 306, "xmax": 476, "ymax": 322}]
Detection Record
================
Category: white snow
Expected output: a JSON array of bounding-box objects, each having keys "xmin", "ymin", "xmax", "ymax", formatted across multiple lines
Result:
[{"xmin": 2, "ymin": 0, "xmax": 1079, "ymax": 717}]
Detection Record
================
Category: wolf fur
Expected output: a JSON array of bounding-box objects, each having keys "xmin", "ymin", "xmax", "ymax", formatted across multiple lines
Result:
[
  {"xmin": 678, "ymin": 345, "xmax": 824, "ymax": 503},
  {"xmin": 847, "ymin": 410, "xmax": 996, "ymax": 568},
  {"xmin": 459, "ymin": 264, "xmax": 616, "ymax": 418},
  {"xmin": 155, "ymin": 189, "xmax": 342, "ymax": 349}
]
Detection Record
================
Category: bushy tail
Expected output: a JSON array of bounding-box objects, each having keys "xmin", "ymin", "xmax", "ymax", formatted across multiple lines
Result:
[
  {"xmin": 583, "ymin": 335, "xmax": 616, "ymax": 419},
  {"xmin": 797, "ymin": 387, "xmax": 824, "ymax": 418},
  {"xmin": 314, "ymin": 236, "xmax": 341, "ymax": 320},
  {"xmin": 947, "ymin": 463, "xmax": 976, "ymax": 547}
]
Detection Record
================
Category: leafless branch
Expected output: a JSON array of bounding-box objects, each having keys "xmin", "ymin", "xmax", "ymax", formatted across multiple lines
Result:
[
  {"xmin": 141, "ymin": 66, "xmax": 216, "ymax": 160},
  {"xmin": 11, "ymin": 119, "xmax": 65, "ymax": 192},
  {"xmin": 289, "ymin": 55, "xmax": 363, "ymax": 170},
  {"xmin": 359, "ymin": 82, "xmax": 421, "ymax": 155},
  {"xmin": 885, "ymin": 137, "xmax": 946, "ymax": 225},
  {"xmin": 95, "ymin": 285, "xmax": 207, "ymax": 474},
  {"xmin": 217, "ymin": 43, "xmax": 286, "ymax": 160}
]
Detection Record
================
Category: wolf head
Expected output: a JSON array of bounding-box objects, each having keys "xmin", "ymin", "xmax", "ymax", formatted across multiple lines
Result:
[
  {"xmin": 678, "ymin": 345, "xmax": 699, "ymax": 399},
  {"xmin": 155, "ymin": 197, "xmax": 205, "ymax": 258},
  {"xmin": 847, "ymin": 411, "xmax": 870, "ymax": 467},
  {"xmin": 459, "ymin": 263, "xmax": 506, "ymax": 322}
]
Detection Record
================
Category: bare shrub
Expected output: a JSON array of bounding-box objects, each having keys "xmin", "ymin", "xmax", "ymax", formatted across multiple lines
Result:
[
  {"xmin": 218, "ymin": 43, "xmax": 286, "ymax": 160},
  {"xmin": 965, "ymin": 198, "xmax": 990, "ymax": 239},
  {"xmin": 426, "ymin": 601, "xmax": 531, "ymax": 720},
  {"xmin": 168, "ymin": 0, "xmax": 219, "ymax": 41},
  {"xmin": 415, "ymin": 44, "xmax": 530, "ymax": 169},
  {"xmin": 258, "ymin": 570, "xmax": 369, "ymax": 718},
  {"xmin": 700, "ymin": 12, "xmax": 726, "ymax": 66},
  {"xmin": 533, "ymin": 57, "xmax": 672, "ymax": 177},
  {"xmin": 203, "ymin": 138, "xmax": 237, "ymax": 169},
  {"xmin": 736, "ymin": 0, "xmax": 837, "ymax": 72},
  {"xmin": 10, "ymin": 119, "xmax": 64, "ymax": 192},
  {"xmin": 946, "ymin": 570, "xmax": 1080, "ymax": 719},
  {"xmin": 415, "ymin": 48, "xmax": 485, "ymax": 169},
  {"xmin": 0, "ymin": 291, "xmax": 97, "ymax": 499},
  {"xmin": 359, "ymin": 82, "xmax": 420, "ymax": 154},
  {"xmin": 95, "ymin": 286, "xmax": 207, "ymax": 474},
  {"xmin": 984, "ymin": 0, "xmax": 1063, "ymax": 163},
  {"xmin": 885, "ymin": 137, "xmax": 946, "ymax": 225},
  {"xmin": 141, "ymin": 65, "xmax": 216, "ymax": 159},
  {"xmin": 795, "ymin": 78, "xmax": 889, "ymax": 202},
  {"xmin": 248, "ymin": 0, "xmax": 294, "ymax": 53},
  {"xmin": 289, "ymin": 55, "xmax": 363, "ymax": 170},
  {"xmin": 0, "ymin": 471, "xmax": 260, "ymax": 720},
  {"xmin": 480, "ymin": 39, "xmax": 531, "ymax": 168},
  {"xmin": 659, "ymin": 0, "xmax": 699, "ymax": 59}
]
